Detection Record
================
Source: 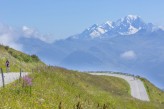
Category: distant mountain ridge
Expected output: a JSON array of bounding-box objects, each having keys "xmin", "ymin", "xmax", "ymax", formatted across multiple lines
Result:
[
  {"xmin": 19, "ymin": 15, "xmax": 164, "ymax": 89},
  {"xmin": 70, "ymin": 15, "xmax": 164, "ymax": 39}
]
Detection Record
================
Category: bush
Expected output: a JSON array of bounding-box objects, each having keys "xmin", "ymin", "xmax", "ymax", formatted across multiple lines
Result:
[
  {"xmin": 7, "ymin": 48, "xmax": 40, "ymax": 63},
  {"xmin": 31, "ymin": 55, "xmax": 40, "ymax": 62},
  {"xmin": 5, "ymin": 46, "xmax": 9, "ymax": 50}
]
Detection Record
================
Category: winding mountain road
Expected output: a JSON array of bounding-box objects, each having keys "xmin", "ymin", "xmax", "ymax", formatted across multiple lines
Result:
[
  {"xmin": 0, "ymin": 72, "xmax": 28, "ymax": 87},
  {"xmin": 89, "ymin": 73, "xmax": 150, "ymax": 101},
  {"xmin": 0, "ymin": 72, "xmax": 150, "ymax": 101}
]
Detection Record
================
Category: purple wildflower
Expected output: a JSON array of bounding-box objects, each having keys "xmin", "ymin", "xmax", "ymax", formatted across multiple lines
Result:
[{"xmin": 22, "ymin": 75, "xmax": 32, "ymax": 86}]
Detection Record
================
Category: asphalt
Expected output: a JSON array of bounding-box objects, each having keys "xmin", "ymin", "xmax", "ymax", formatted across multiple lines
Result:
[
  {"xmin": 0, "ymin": 72, "xmax": 28, "ymax": 87},
  {"xmin": 89, "ymin": 73, "xmax": 150, "ymax": 101}
]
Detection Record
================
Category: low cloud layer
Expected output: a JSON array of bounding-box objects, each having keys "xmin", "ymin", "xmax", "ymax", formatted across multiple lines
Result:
[
  {"xmin": 22, "ymin": 26, "xmax": 55, "ymax": 43},
  {"xmin": 120, "ymin": 50, "xmax": 137, "ymax": 60},
  {"xmin": 0, "ymin": 23, "xmax": 23, "ymax": 50},
  {"xmin": 0, "ymin": 23, "xmax": 56, "ymax": 50}
]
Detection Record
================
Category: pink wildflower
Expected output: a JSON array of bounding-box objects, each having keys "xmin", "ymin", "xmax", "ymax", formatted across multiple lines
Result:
[{"xmin": 22, "ymin": 75, "xmax": 32, "ymax": 86}]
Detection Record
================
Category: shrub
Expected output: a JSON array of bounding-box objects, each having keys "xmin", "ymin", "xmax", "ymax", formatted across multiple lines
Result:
[
  {"xmin": 31, "ymin": 54, "xmax": 40, "ymax": 62},
  {"xmin": 4, "ymin": 46, "xmax": 9, "ymax": 50}
]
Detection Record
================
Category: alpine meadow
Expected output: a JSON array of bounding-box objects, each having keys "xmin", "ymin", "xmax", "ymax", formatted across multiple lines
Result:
[{"xmin": 0, "ymin": 1, "xmax": 164, "ymax": 109}]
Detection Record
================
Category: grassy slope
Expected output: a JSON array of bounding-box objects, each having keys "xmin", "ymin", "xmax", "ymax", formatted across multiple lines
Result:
[
  {"xmin": 0, "ymin": 45, "xmax": 164, "ymax": 108},
  {"xmin": 141, "ymin": 78, "xmax": 164, "ymax": 104},
  {"xmin": 0, "ymin": 67, "xmax": 164, "ymax": 109},
  {"xmin": 0, "ymin": 45, "xmax": 44, "ymax": 72}
]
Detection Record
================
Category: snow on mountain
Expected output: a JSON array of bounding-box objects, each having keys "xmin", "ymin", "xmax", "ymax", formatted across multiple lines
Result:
[
  {"xmin": 70, "ymin": 15, "xmax": 163, "ymax": 39},
  {"xmin": 87, "ymin": 21, "xmax": 115, "ymax": 38},
  {"xmin": 89, "ymin": 26, "xmax": 106, "ymax": 38},
  {"xmin": 115, "ymin": 15, "xmax": 144, "ymax": 35},
  {"xmin": 105, "ymin": 21, "xmax": 114, "ymax": 28},
  {"xmin": 17, "ymin": 15, "xmax": 164, "ymax": 89}
]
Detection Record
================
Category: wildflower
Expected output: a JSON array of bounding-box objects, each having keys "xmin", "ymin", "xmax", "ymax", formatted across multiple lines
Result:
[{"xmin": 22, "ymin": 75, "xmax": 32, "ymax": 86}]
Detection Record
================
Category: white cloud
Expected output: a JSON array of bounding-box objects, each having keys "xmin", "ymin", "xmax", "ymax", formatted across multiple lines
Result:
[
  {"xmin": 0, "ymin": 23, "xmax": 56, "ymax": 51},
  {"xmin": 22, "ymin": 26, "xmax": 38, "ymax": 37},
  {"xmin": 120, "ymin": 50, "xmax": 137, "ymax": 60},
  {"xmin": 0, "ymin": 23, "xmax": 23, "ymax": 50},
  {"xmin": 22, "ymin": 26, "xmax": 55, "ymax": 43}
]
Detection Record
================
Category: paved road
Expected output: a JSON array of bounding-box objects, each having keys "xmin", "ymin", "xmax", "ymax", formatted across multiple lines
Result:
[
  {"xmin": 0, "ymin": 72, "xmax": 28, "ymax": 87},
  {"xmin": 0, "ymin": 72, "xmax": 149, "ymax": 101},
  {"xmin": 89, "ymin": 73, "xmax": 150, "ymax": 101}
]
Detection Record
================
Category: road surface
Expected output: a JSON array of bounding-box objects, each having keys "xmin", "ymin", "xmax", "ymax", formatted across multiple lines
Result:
[
  {"xmin": 0, "ymin": 72, "xmax": 28, "ymax": 87},
  {"xmin": 89, "ymin": 73, "xmax": 150, "ymax": 101}
]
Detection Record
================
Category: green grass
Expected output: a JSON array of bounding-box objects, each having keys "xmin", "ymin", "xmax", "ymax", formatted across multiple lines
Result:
[
  {"xmin": 0, "ymin": 44, "xmax": 164, "ymax": 108},
  {"xmin": 141, "ymin": 78, "xmax": 164, "ymax": 104},
  {"xmin": 0, "ymin": 66, "xmax": 164, "ymax": 109},
  {"xmin": 0, "ymin": 44, "xmax": 44, "ymax": 72}
]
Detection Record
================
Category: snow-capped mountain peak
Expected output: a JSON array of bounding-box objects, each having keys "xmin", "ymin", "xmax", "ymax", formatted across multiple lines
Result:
[
  {"xmin": 117, "ymin": 15, "xmax": 141, "ymax": 24},
  {"xmin": 87, "ymin": 24, "xmax": 98, "ymax": 31},
  {"xmin": 115, "ymin": 15, "xmax": 145, "ymax": 35},
  {"xmin": 70, "ymin": 15, "xmax": 164, "ymax": 39},
  {"xmin": 126, "ymin": 15, "xmax": 140, "ymax": 20}
]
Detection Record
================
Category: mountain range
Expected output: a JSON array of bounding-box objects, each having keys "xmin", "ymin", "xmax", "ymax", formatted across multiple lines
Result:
[
  {"xmin": 69, "ymin": 15, "xmax": 164, "ymax": 39},
  {"xmin": 19, "ymin": 15, "xmax": 164, "ymax": 89}
]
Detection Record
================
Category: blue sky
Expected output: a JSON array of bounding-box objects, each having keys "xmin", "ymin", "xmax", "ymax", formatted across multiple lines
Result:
[{"xmin": 0, "ymin": 0, "xmax": 164, "ymax": 40}]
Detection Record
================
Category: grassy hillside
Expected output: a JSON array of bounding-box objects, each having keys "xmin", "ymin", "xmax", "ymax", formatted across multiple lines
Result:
[
  {"xmin": 0, "ymin": 45, "xmax": 164, "ymax": 108},
  {"xmin": 0, "ymin": 45, "xmax": 44, "ymax": 72},
  {"xmin": 0, "ymin": 66, "xmax": 163, "ymax": 109},
  {"xmin": 141, "ymin": 78, "xmax": 164, "ymax": 104}
]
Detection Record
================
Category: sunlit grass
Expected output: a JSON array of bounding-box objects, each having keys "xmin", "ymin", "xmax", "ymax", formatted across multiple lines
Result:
[
  {"xmin": 0, "ymin": 44, "xmax": 164, "ymax": 108},
  {"xmin": 0, "ymin": 44, "xmax": 44, "ymax": 72},
  {"xmin": 0, "ymin": 66, "xmax": 163, "ymax": 109}
]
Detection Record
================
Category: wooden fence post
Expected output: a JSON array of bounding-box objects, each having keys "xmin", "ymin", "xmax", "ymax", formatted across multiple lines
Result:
[
  {"xmin": 1, "ymin": 68, "xmax": 5, "ymax": 88},
  {"xmin": 20, "ymin": 68, "xmax": 22, "ymax": 79}
]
